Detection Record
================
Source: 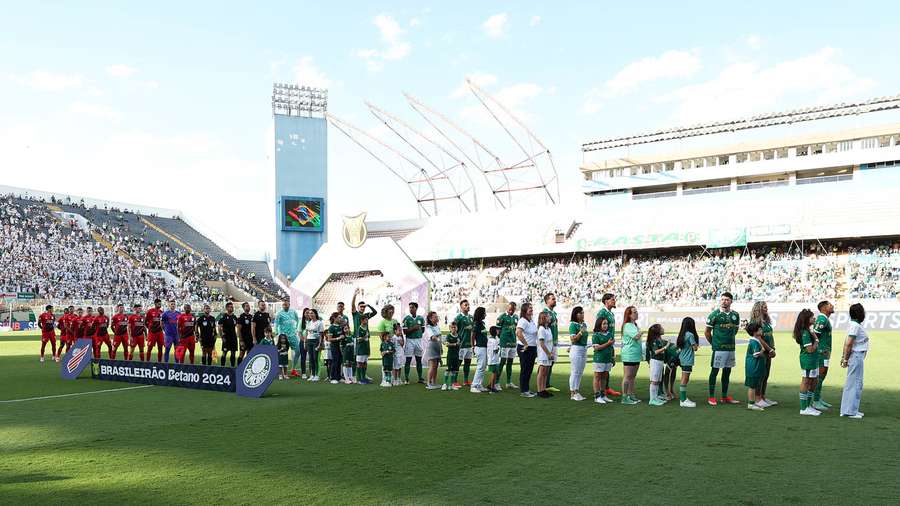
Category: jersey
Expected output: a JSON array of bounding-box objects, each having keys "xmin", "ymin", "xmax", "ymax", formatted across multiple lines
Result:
[
  {"xmin": 356, "ymin": 327, "xmax": 371, "ymax": 356},
  {"xmin": 218, "ymin": 313, "xmax": 238, "ymax": 341},
  {"xmin": 541, "ymin": 307, "xmax": 558, "ymax": 344},
  {"xmin": 176, "ymin": 313, "xmax": 196, "ymax": 339},
  {"xmin": 745, "ymin": 338, "xmax": 766, "ymax": 378},
  {"xmin": 473, "ymin": 320, "xmax": 488, "ymax": 347},
  {"xmin": 38, "ymin": 311, "xmax": 56, "ymax": 335},
  {"xmin": 94, "ymin": 314, "xmax": 110, "ymax": 336},
  {"xmin": 496, "ymin": 313, "xmax": 518, "ymax": 347},
  {"xmin": 595, "ymin": 307, "xmax": 616, "ymax": 343},
  {"xmin": 72, "ymin": 315, "xmax": 85, "ymax": 339},
  {"xmin": 487, "ymin": 336, "xmax": 501, "ymax": 365},
  {"xmin": 237, "ymin": 312, "xmax": 253, "ymax": 342},
  {"xmin": 127, "ymin": 314, "xmax": 146, "ymax": 337},
  {"xmin": 274, "ymin": 309, "xmax": 300, "ymax": 339},
  {"xmin": 380, "ymin": 341, "xmax": 394, "ymax": 370},
  {"xmin": 569, "ymin": 321, "xmax": 588, "ymax": 346},
  {"xmin": 80, "ymin": 315, "xmax": 97, "ymax": 339},
  {"xmin": 799, "ymin": 330, "xmax": 818, "ymax": 370},
  {"xmin": 813, "ymin": 314, "xmax": 832, "ymax": 354},
  {"xmin": 402, "ymin": 314, "xmax": 425, "ymax": 339},
  {"xmin": 197, "ymin": 314, "xmax": 216, "ymax": 341},
  {"xmin": 111, "ymin": 313, "xmax": 129, "ymax": 337},
  {"xmin": 706, "ymin": 309, "xmax": 740, "ymax": 351},
  {"xmin": 592, "ymin": 330, "xmax": 614, "ymax": 363},
  {"xmin": 161, "ymin": 310, "xmax": 180, "ymax": 337},
  {"xmin": 646, "ymin": 336, "xmax": 666, "ymax": 362},
  {"xmin": 327, "ymin": 323, "xmax": 345, "ymax": 346},
  {"xmin": 352, "ymin": 308, "xmax": 377, "ymax": 338},
  {"xmin": 453, "ymin": 313, "xmax": 474, "ymax": 347},
  {"xmin": 252, "ymin": 311, "xmax": 272, "ymax": 341},
  {"xmin": 145, "ymin": 308, "xmax": 164, "ymax": 334},
  {"xmin": 760, "ymin": 321, "xmax": 774, "ymax": 349}
]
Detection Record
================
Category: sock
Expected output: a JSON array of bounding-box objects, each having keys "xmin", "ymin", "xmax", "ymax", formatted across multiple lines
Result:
[
  {"xmin": 546, "ymin": 364, "xmax": 553, "ymax": 387},
  {"xmin": 708, "ymin": 368, "xmax": 719, "ymax": 397},
  {"xmin": 800, "ymin": 392, "xmax": 809, "ymax": 410},
  {"xmin": 721, "ymin": 368, "xmax": 731, "ymax": 397},
  {"xmin": 164, "ymin": 345, "xmax": 170, "ymax": 363},
  {"xmin": 650, "ymin": 383, "xmax": 659, "ymax": 400},
  {"xmin": 230, "ymin": 353, "xmax": 236, "ymax": 367},
  {"xmin": 463, "ymin": 360, "xmax": 471, "ymax": 382},
  {"xmin": 443, "ymin": 371, "xmax": 450, "ymax": 386},
  {"xmin": 679, "ymin": 385, "xmax": 687, "ymax": 402},
  {"xmin": 452, "ymin": 372, "xmax": 458, "ymax": 385},
  {"xmin": 814, "ymin": 375, "xmax": 825, "ymax": 401},
  {"xmin": 415, "ymin": 357, "xmax": 423, "ymax": 379},
  {"xmin": 404, "ymin": 358, "xmax": 411, "ymax": 381},
  {"xmin": 506, "ymin": 360, "xmax": 513, "ymax": 384}
]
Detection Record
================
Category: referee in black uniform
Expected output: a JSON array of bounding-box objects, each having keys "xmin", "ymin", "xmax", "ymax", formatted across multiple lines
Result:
[
  {"xmin": 237, "ymin": 302, "xmax": 254, "ymax": 364},
  {"xmin": 197, "ymin": 304, "xmax": 217, "ymax": 366},
  {"xmin": 218, "ymin": 302, "xmax": 239, "ymax": 367}
]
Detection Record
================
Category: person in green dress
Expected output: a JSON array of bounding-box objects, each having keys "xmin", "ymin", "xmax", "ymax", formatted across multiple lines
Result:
[
  {"xmin": 793, "ymin": 309, "xmax": 821, "ymax": 416},
  {"xmin": 744, "ymin": 322, "xmax": 768, "ymax": 411},
  {"xmin": 749, "ymin": 302, "xmax": 778, "ymax": 407}
]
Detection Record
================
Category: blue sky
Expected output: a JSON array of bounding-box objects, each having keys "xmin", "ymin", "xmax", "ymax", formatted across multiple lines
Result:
[{"xmin": 2, "ymin": 1, "xmax": 899, "ymax": 258}]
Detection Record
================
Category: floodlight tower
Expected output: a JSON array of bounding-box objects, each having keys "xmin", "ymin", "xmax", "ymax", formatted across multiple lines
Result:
[{"xmin": 272, "ymin": 83, "xmax": 328, "ymax": 280}]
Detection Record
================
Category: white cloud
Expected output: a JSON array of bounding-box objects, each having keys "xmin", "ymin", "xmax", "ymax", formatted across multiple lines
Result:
[
  {"xmin": 583, "ymin": 49, "xmax": 701, "ymax": 113},
  {"xmin": 655, "ymin": 47, "xmax": 875, "ymax": 124},
  {"xmin": 69, "ymin": 101, "xmax": 121, "ymax": 121},
  {"xmin": 529, "ymin": 15, "xmax": 541, "ymax": 27},
  {"xmin": 358, "ymin": 13, "xmax": 412, "ymax": 71},
  {"xmin": 410, "ymin": 17, "xmax": 421, "ymax": 27},
  {"xmin": 482, "ymin": 13, "xmax": 508, "ymax": 38},
  {"xmin": 449, "ymin": 72, "xmax": 497, "ymax": 98},
  {"xmin": 745, "ymin": 34, "xmax": 762, "ymax": 50},
  {"xmin": 106, "ymin": 64, "xmax": 138, "ymax": 78},
  {"xmin": 10, "ymin": 70, "xmax": 84, "ymax": 92},
  {"xmin": 293, "ymin": 56, "xmax": 331, "ymax": 89}
]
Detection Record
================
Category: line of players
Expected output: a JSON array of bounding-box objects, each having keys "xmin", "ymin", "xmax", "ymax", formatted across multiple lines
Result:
[{"xmin": 38, "ymin": 299, "xmax": 276, "ymax": 367}]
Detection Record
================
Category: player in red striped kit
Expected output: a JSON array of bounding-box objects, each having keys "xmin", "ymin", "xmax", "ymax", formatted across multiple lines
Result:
[
  {"xmin": 38, "ymin": 304, "xmax": 57, "ymax": 363},
  {"xmin": 81, "ymin": 307, "xmax": 97, "ymax": 351},
  {"xmin": 93, "ymin": 307, "xmax": 112, "ymax": 359},
  {"xmin": 111, "ymin": 304, "xmax": 129, "ymax": 360},
  {"xmin": 55, "ymin": 307, "xmax": 70, "ymax": 359},
  {"xmin": 145, "ymin": 299, "xmax": 165, "ymax": 362},
  {"xmin": 72, "ymin": 307, "xmax": 85, "ymax": 343},
  {"xmin": 127, "ymin": 303, "xmax": 147, "ymax": 361},
  {"xmin": 176, "ymin": 304, "xmax": 197, "ymax": 364}
]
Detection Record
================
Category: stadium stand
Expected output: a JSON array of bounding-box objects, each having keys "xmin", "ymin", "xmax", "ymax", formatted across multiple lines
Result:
[{"xmin": 0, "ymin": 193, "xmax": 286, "ymax": 305}]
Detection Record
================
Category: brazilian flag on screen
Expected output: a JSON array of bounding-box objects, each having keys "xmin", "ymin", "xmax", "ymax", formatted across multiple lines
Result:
[{"xmin": 284, "ymin": 198, "xmax": 322, "ymax": 230}]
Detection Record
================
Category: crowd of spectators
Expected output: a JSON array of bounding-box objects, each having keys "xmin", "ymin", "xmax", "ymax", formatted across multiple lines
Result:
[
  {"xmin": 846, "ymin": 243, "xmax": 900, "ymax": 299},
  {"xmin": 0, "ymin": 194, "xmax": 285, "ymax": 305}
]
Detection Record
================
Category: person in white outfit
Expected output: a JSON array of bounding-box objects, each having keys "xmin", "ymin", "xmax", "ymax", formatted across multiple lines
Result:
[
  {"xmin": 535, "ymin": 311, "xmax": 555, "ymax": 398},
  {"xmin": 470, "ymin": 306, "xmax": 489, "ymax": 393},
  {"xmin": 840, "ymin": 303, "xmax": 869, "ymax": 419},
  {"xmin": 568, "ymin": 306, "xmax": 588, "ymax": 401}
]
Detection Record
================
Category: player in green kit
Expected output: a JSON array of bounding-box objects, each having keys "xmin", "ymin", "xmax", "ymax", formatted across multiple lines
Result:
[
  {"xmin": 453, "ymin": 300, "xmax": 474, "ymax": 387},
  {"xmin": 355, "ymin": 314, "xmax": 372, "ymax": 385},
  {"xmin": 402, "ymin": 302, "xmax": 426, "ymax": 384},
  {"xmin": 595, "ymin": 293, "xmax": 621, "ymax": 397},
  {"xmin": 351, "ymin": 289, "xmax": 377, "ymax": 383},
  {"xmin": 705, "ymin": 292, "xmax": 741, "ymax": 405},
  {"xmin": 794, "ymin": 309, "xmax": 821, "ymax": 416},
  {"xmin": 812, "ymin": 301, "xmax": 834, "ymax": 410},
  {"xmin": 540, "ymin": 293, "xmax": 559, "ymax": 393},
  {"xmin": 496, "ymin": 302, "xmax": 518, "ymax": 389}
]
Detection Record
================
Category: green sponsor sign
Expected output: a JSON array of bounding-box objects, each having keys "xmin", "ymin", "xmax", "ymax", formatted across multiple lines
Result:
[
  {"xmin": 576, "ymin": 231, "xmax": 701, "ymax": 251},
  {"xmin": 706, "ymin": 227, "xmax": 748, "ymax": 248},
  {"xmin": 16, "ymin": 292, "xmax": 36, "ymax": 300}
]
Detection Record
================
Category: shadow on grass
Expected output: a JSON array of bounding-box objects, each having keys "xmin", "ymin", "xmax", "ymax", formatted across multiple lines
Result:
[{"xmin": 0, "ymin": 472, "xmax": 70, "ymax": 484}]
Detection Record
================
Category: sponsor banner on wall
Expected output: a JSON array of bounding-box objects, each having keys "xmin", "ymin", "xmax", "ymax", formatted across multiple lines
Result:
[{"xmin": 91, "ymin": 360, "xmax": 236, "ymax": 393}]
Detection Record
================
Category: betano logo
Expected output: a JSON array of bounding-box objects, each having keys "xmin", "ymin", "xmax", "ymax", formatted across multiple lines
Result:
[
  {"xmin": 342, "ymin": 212, "xmax": 368, "ymax": 248},
  {"xmin": 67, "ymin": 344, "xmax": 90, "ymax": 373}
]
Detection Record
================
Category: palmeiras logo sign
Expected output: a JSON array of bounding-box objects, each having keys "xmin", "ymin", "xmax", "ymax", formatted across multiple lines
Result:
[
  {"xmin": 60, "ymin": 338, "xmax": 93, "ymax": 380},
  {"xmin": 236, "ymin": 344, "xmax": 279, "ymax": 398},
  {"xmin": 342, "ymin": 212, "xmax": 367, "ymax": 248}
]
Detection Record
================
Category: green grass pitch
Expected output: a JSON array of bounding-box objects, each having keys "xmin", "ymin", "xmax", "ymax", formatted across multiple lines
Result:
[{"xmin": 1, "ymin": 331, "xmax": 898, "ymax": 505}]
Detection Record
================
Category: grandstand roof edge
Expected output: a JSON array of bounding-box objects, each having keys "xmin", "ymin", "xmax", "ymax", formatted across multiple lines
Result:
[{"xmin": 0, "ymin": 184, "xmax": 183, "ymax": 219}]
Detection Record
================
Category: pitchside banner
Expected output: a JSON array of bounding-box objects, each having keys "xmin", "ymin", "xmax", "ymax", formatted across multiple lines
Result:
[{"xmin": 61, "ymin": 342, "xmax": 278, "ymax": 398}]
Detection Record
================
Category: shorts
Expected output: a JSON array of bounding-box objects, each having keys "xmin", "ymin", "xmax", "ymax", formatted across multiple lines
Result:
[
  {"xmin": 500, "ymin": 347, "xmax": 516, "ymax": 359},
  {"xmin": 623, "ymin": 361, "xmax": 640, "ymax": 367},
  {"xmin": 593, "ymin": 362, "xmax": 613, "ymax": 373},
  {"xmin": 278, "ymin": 355, "xmax": 289, "ymax": 367},
  {"xmin": 649, "ymin": 358, "xmax": 665, "ymax": 382},
  {"xmin": 382, "ymin": 358, "xmax": 393, "ymax": 372},
  {"xmin": 200, "ymin": 336, "xmax": 216, "ymax": 349},
  {"xmin": 802, "ymin": 368, "xmax": 819, "ymax": 378},
  {"xmin": 222, "ymin": 337, "xmax": 238, "ymax": 352},
  {"xmin": 113, "ymin": 334, "xmax": 128, "ymax": 347},
  {"xmin": 342, "ymin": 346, "xmax": 355, "ymax": 364},
  {"xmin": 131, "ymin": 335, "xmax": 146, "ymax": 347},
  {"xmin": 147, "ymin": 332, "xmax": 164, "ymax": 347},
  {"xmin": 818, "ymin": 353, "xmax": 830, "ymax": 368},
  {"xmin": 93, "ymin": 334, "xmax": 111, "ymax": 344},
  {"xmin": 489, "ymin": 364, "xmax": 500, "ymax": 374},
  {"xmin": 681, "ymin": 365, "xmax": 693, "ymax": 372},
  {"xmin": 404, "ymin": 338, "xmax": 424, "ymax": 357},
  {"xmin": 537, "ymin": 357, "xmax": 553, "ymax": 367},
  {"xmin": 393, "ymin": 353, "xmax": 404, "ymax": 370},
  {"xmin": 356, "ymin": 354, "xmax": 369, "ymax": 363},
  {"xmin": 745, "ymin": 375, "xmax": 762, "ymax": 389},
  {"xmin": 711, "ymin": 350, "xmax": 736, "ymax": 369},
  {"xmin": 446, "ymin": 350, "xmax": 461, "ymax": 372},
  {"xmin": 164, "ymin": 333, "xmax": 179, "ymax": 346},
  {"xmin": 458, "ymin": 348, "xmax": 473, "ymax": 360},
  {"xmin": 537, "ymin": 346, "xmax": 553, "ymax": 365},
  {"xmin": 240, "ymin": 338, "xmax": 254, "ymax": 352},
  {"xmin": 41, "ymin": 332, "xmax": 56, "ymax": 344}
]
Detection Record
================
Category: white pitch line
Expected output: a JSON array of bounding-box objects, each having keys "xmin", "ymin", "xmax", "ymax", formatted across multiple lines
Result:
[{"xmin": 0, "ymin": 385, "xmax": 153, "ymax": 403}]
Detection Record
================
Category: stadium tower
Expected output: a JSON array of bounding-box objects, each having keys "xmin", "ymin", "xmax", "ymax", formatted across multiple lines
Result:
[{"xmin": 272, "ymin": 83, "xmax": 328, "ymax": 281}]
